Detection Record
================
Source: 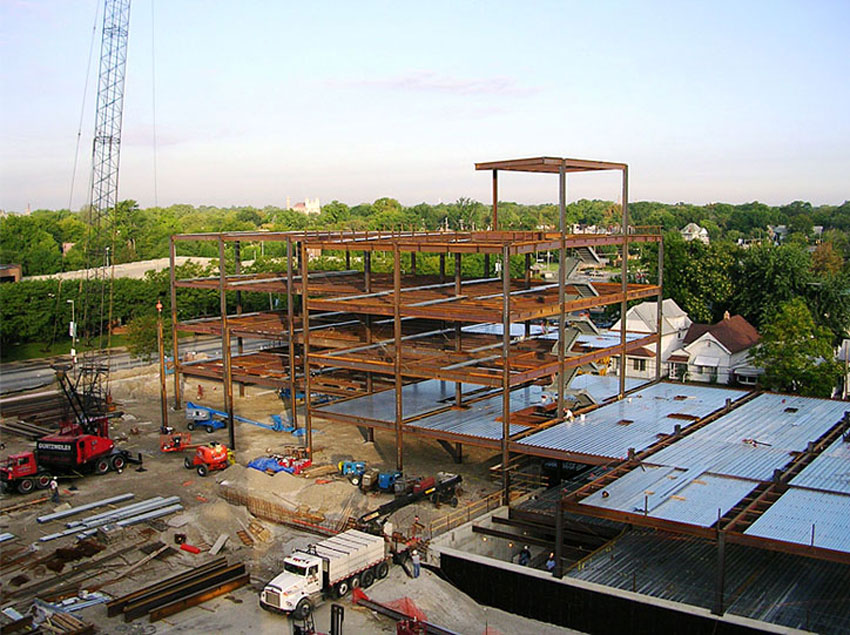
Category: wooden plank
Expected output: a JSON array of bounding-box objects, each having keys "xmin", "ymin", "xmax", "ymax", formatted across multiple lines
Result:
[{"xmin": 209, "ymin": 534, "xmax": 229, "ymax": 556}]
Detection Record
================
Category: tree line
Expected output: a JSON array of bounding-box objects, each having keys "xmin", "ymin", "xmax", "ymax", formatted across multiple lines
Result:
[
  {"xmin": 1, "ymin": 197, "xmax": 847, "ymax": 396},
  {"xmin": 2, "ymin": 198, "xmax": 849, "ymax": 277}
]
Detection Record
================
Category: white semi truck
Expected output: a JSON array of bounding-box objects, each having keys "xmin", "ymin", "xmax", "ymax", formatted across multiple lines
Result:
[{"xmin": 260, "ymin": 529, "xmax": 390, "ymax": 619}]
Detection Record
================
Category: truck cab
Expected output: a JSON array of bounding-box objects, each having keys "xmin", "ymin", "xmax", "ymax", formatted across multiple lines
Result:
[
  {"xmin": 2, "ymin": 453, "xmax": 38, "ymax": 479},
  {"xmin": 0, "ymin": 452, "xmax": 50, "ymax": 494},
  {"xmin": 260, "ymin": 553, "xmax": 323, "ymax": 616}
]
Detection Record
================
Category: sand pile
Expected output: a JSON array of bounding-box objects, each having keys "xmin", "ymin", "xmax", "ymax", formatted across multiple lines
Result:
[
  {"xmin": 368, "ymin": 567, "xmax": 572, "ymax": 634},
  {"xmin": 217, "ymin": 463, "xmax": 308, "ymax": 498}
]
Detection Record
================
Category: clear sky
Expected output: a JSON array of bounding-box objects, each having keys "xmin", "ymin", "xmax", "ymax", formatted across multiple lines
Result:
[{"xmin": 1, "ymin": 1, "xmax": 849, "ymax": 213}]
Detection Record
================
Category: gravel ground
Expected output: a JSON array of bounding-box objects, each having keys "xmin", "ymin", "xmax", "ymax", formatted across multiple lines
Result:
[{"xmin": 0, "ymin": 368, "xmax": 576, "ymax": 634}]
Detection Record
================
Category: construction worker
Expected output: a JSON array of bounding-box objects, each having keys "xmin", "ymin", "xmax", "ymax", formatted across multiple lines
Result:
[
  {"xmin": 546, "ymin": 552, "xmax": 556, "ymax": 572},
  {"xmin": 49, "ymin": 478, "xmax": 60, "ymax": 503},
  {"xmin": 411, "ymin": 550, "xmax": 420, "ymax": 578},
  {"xmin": 518, "ymin": 545, "xmax": 531, "ymax": 566}
]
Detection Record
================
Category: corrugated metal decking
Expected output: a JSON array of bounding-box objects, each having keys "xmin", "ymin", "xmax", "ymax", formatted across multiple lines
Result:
[{"xmin": 517, "ymin": 382, "xmax": 744, "ymax": 460}]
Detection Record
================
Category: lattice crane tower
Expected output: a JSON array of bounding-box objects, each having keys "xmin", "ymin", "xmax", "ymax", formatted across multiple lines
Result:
[{"xmin": 77, "ymin": 0, "xmax": 132, "ymax": 414}]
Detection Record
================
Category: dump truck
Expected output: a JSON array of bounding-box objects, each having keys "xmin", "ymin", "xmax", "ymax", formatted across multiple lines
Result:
[{"xmin": 260, "ymin": 529, "xmax": 389, "ymax": 619}]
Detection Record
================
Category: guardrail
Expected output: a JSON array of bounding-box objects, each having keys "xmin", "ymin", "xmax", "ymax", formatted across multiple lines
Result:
[{"xmin": 428, "ymin": 490, "xmax": 522, "ymax": 539}]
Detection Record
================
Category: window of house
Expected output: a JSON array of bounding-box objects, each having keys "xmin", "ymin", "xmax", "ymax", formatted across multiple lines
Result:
[{"xmin": 633, "ymin": 359, "xmax": 646, "ymax": 372}]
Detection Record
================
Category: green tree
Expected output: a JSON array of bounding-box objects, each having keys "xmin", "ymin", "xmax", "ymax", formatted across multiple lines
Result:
[
  {"xmin": 811, "ymin": 242, "xmax": 844, "ymax": 275},
  {"xmin": 645, "ymin": 232, "xmax": 735, "ymax": 323},
  {"xmin": 125, "ymin": 313, "xmax": 172, "ymax": 363},
  {"xmin": 751, "ymin": 298, "xmax": 842, "ymax": 397},
  {"xmin": 731, "ymin": 243, "xmax": 811, "ymax": 329}
]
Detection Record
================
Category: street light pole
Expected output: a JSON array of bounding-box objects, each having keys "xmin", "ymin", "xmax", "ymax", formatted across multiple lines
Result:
[{"xmin": 66, "ymin": 299, "xmax": 76, "ymax": 363}]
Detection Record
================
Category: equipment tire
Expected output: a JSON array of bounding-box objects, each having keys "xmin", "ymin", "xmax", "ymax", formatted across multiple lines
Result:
[
  {"xmin": 335, "ymin": 579, "xmax": 350, "ymax": 598},
  {"xmin": 349, "ymin": 474, "xmax": 361, "ymax": 487},
  {"xmin": 111, "ymin": 455, "xmax": 126, "ymax": 472},
  {"xmin": 294, "ymin": 598, "xmax": 312, "ymax": 620},
  {"xmin": 36, "ymin": 474, "xmax": 52, "ymax": 489},
  {"xmin": 360, "ymin": 569, "xmax": 375, "ymax": 588},
  {"xmin": 197, "ymin": 464, "xmax": 209, "ymax": 477},
  {"xmin": 205, "ymin": 425, "xmax": 215, "ymax": 434},
  {"xmin": 17, "ymin": 478, "xmax": 35, "ymax": 494},
  {"xmin": 187, "ymin": 422, "xmax": 195, "ymax": 431},
  {"xmin": 376, "ymin": 561, "xmax": 389, "ymax": 579},
  {"xmin": 184, "ymin": 457, "xmax": 192, "ymax": 469},
  {"xmin": 450, "ymin": 495, "xmax": 459, "ymax": 508},
  {"xmin": 95, "ymin": 458, "xmax": 110, "ymax": 474}
]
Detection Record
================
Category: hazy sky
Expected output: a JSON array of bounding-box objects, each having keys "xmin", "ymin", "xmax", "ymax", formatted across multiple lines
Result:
[{"xmin": 1, "ymin": 1, "xmax": 849, "ymax": 213}]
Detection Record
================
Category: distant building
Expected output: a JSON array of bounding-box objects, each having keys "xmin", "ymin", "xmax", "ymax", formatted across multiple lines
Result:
[
  {"xmin": 673, "ymin": 313, "xmax": 761, "ymax": 385},
  {"xmin": 610, "ymin": 299, "xmax": 693, "ymax": 379},
  {"xmin": 0, "ymin": 264, "xmax": 22, "ymax": 283},
  {"xmin": 62, "ymin": 242, "xmax": 76, "ymax": 256},
  {"xmin": 680, "ymin": 222, "xmax": 710, "ymax": 244},
  {"xmin": 290, "ymin": 198, "xmax": 321, "ymax": 215},
  {"xmin": 767, "ymin": 225, "xmax": 788, "ymax": 244}
]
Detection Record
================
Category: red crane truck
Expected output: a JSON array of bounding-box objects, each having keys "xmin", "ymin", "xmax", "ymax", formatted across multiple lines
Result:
[{"xmin": 0, "ymin": 371, "xmax": 141, "ymax": 494}]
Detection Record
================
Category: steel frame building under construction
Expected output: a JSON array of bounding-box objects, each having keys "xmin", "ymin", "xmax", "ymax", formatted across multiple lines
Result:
[
  {"xmin": 165, "ymin": 157, "xmax": 850, "ymax": 629},
  {"xmin": 167, "ymin": 157, "xmax": 663, "ymax": 499}
]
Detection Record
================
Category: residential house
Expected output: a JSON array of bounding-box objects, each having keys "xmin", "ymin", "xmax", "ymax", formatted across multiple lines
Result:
[
  {"xmin": 767, "ymin": 225, "xmax": 788, "ymax": 244},
  {"xmin": 0, "ymin": 264, "xmax": 22, "ymax": 283},
  {"xmin": 680, "ymin": 222, "xmax": 710, "ymax": 244},
  {"xmin": 610, "ymin": 299, "xmax": 693, "ymax": 379},
  {"xmin": 672, "ymin": 314, "xmax": 761, "ymax": 385}
]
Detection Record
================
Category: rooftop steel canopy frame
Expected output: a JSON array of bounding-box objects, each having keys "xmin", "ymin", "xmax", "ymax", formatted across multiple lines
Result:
[{"xmin": 167, "ymin": 157, "xmax": 663, "ymax": 503}]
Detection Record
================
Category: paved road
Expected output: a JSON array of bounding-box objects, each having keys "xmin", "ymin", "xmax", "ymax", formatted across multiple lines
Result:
[{"xmin": 0, "ymin": 336, "xmax": 269, "ymax": 395}]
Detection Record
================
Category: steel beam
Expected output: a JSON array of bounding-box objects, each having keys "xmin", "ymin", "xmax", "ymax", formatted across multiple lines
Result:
[
  {"xmin": 218, "ymin": 238, "xmax": 236, "ymax": 450},
  {"xmin": 394, "ymin": 244, "xmax": 404, "ymax": 470},
  {"xmin": 169, "ymin": 237, "xmax": 181, "ymax": 408},
  {"xmin": 300, "ymin": 241, "xmax": 313, "ymax": 458}
]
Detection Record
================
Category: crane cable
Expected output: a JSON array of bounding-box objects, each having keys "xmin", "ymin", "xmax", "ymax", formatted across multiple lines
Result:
[
  {"xmin": 151, "ymin": 0, "xmax": 159, "ymax": 208},
  {"xmin": 67, "ymin": 0, "xmax": 101, "ymax": 215}
]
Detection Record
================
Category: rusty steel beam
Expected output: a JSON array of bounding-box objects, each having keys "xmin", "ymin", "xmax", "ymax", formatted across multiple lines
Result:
[
  {"xmin": 169, "ymin": 237, "xmax": 181, "ymax": 408},
  {"xmin": 301, "ymin": 241, "xmax": 313, "ymax": 458}
]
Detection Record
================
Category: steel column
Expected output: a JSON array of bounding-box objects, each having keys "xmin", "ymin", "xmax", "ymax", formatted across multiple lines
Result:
[
  {"xmin": 169, "ymin": 237, "xmax": 181, "ymax": 408},
  {"xmin": 234, "ymin": 242, "xmax": 244, "ymax": 398},
  {"xmin": 492, "ymin": 169, "xmax": 499, "ymax": 229},
  {"xmin": 286, "ymin": 238, "xmax": 298, "ymax": 426},
  {"xmin": 655, "ymin": 239, "xmax": 664, "ymax": 380},
  {"xmin": 557, "ymin": 164, "xmax": 567, "ymax": 416},
  {"xmin": 364, "ymin": 250, "xmax": 374, "ymax": 442},
  {"xmin": 455, "ymin": 252, "xmax": 463, "ymax": 407},
  {"xmin": 300, "ymin": 242, "xmax": 313, "ymax": 457},
  {"xmin": 157, "ymin": 303, "xmax": 168, "ymax": 429},
  {"xmin": 713, "ymin": 530, "xmax": 726, "ymax": 616},
  {"xmin": 394, "ymin": 244, "xmax": 403, "ymax": 470},
  {"xmin": 554, "ymin": 498, "xmax": 564, "ymax": 578},
  {"xmin": 218, "ymin": 238, "xmax": 235, "ymax": 450},
  {"xmin": 619, "ymin": 166, "xmax": 630, "ymax": 398},
  {"xmin": 501, "ymin": 244, "xmax": 511, "ymax": 504}
]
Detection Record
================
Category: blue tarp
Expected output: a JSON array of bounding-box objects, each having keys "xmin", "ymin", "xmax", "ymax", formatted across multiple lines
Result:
[{"xmin": 248, "ymin": 456, "xmax": 296, "ymax": 474}]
